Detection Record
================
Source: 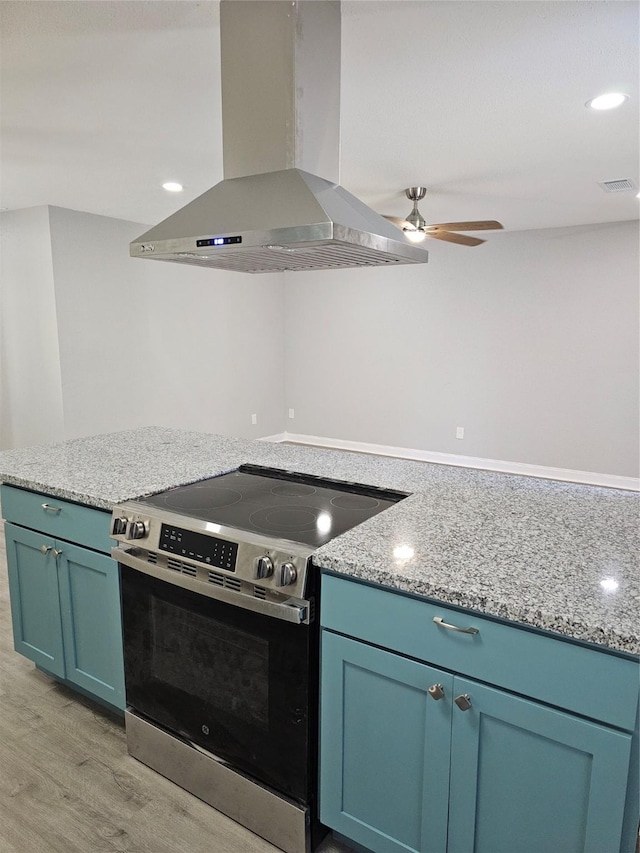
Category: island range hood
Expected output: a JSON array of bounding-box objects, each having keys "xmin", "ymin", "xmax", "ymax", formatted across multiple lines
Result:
[{"xmin": 130, "ymin": 1, "xmax": 429, "ymax": 274}]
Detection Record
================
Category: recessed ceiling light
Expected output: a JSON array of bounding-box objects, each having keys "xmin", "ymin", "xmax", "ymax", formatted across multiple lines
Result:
[
  {"xmin": 162, "ymin": 181, "xmax": 184, "ymax": 192},
  {"xmin": 586, "ymin": 92, "xmax": 629, "ymax": 111}
]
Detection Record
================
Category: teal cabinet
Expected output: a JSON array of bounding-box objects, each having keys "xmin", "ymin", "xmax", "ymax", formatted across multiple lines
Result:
[
  {"xmin": 56, "ymin": 541, "xmax": 124, "ymax": 708},
  {"xmin": 448, "ymin": 678, "xmax": 632, "ymax": 853},
  {"xmin": 321, "ymin": 631, "xmax": 452, "ymax": 853},
  {"xmin": 2, "ymin": 486, "xmax": 125, "ymax": 712},
  {"xmin": 4, "ymin": 524, "xmax": 65, "ymax": 677},
  {"xmin": 320, "ymin": 575, "xmax": 639, "ymax": 853}
]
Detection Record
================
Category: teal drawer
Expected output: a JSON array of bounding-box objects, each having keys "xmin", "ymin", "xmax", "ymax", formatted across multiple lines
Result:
[
  {"xmin": 321, "ymin": 573, "xmax": 639, "ymax": 731},
  {"xmin": 1, "ymin": 485, "xmax": 114, "ymax": 554}
]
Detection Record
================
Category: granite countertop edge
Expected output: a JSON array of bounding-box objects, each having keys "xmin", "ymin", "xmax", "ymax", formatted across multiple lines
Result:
[
  {"xmin": 0, "ymin": 427, "xmax": 638, "ymax": 657},
  {"xmin": 0, "ymin": 476, "xmax": 117, "ymax": 511}
]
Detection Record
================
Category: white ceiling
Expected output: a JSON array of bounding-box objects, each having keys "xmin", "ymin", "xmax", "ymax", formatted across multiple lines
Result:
[{"xmin": 1, "ymin": 0, "xmax": 638, "ymax": 234}]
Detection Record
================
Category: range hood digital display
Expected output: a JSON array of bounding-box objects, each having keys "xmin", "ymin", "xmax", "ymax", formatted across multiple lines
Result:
[{"xmin": 196, "ymin": 236, "xmax": 242, "ymax": 248}]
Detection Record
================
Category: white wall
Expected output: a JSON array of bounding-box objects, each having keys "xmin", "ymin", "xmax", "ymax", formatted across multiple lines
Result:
[
  {"xmin": 0, "ymin": 206, "xmax": 285, "ymax": 448},
  {"xmin": 48, "ymin": 206, "xmax": 286, "ymax": 441},
  {"xmin": 283, "ymin": 221, "xmax": 639, "ymax": 478},
  {"xmin": 2, "ymin": 208, "xmax": 638, "ymax": 480},
  {"xmin": 0, "ymin": 207, "xmax": 65, "ymax": 448}
]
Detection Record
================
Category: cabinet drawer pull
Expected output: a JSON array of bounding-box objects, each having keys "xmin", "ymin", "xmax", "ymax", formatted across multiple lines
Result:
[
  {"xmin": 40, "ymin": 545, "xmax": 53, "ymax": 555},
  {"xmin": 51, "ymin": 549, "xmax": 63, "ymax": 559},
  {"xmin": 41, "ymin": 503, "xmax": 62, "ymax": 514},
  {"xmin": 433, "ymin": 616, "xmax": 479, "ymax": 635}
]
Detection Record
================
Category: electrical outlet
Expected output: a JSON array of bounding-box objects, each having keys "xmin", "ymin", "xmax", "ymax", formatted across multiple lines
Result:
[
  {"xmin": 456, "ymin": 426, "xmax": 464, "ymax": 440},
  {"xmin": 251, "ymin": 414, "xmax": 257, "ymax": 425},
  {"xmin": 288, "ymin": 408, "xmax": 295, "ymax": 419}
]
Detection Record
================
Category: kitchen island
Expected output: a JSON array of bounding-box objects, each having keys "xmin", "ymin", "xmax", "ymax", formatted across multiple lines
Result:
[
  {"xmin": 0, "ymin": 426, "xmax": 638, "ymax": 853},
  {"xmin": 0, "ymin": 425, "xmax": 637, "ymax": 654}
]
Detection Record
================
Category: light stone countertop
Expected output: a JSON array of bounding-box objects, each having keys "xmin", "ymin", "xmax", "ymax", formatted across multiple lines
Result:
[{"xmin": 0, "ymin": 426, "xmax": 638, "ymax": 655}]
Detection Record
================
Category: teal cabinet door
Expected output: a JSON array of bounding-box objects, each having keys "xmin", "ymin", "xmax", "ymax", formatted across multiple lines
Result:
[
  {"xmin": 4, "ymin": 521, "xmax": 125, "ymax": 711},
  {"xmin": 4, "ymin": 522, "xmax": 65, "ymax": 677},
  {"xmin": 447, "ymin": 677, "xmax": 633, "ymax": 853},
  {"xmin": 320, "ymin": 630, "xmax": 453, "ymax": 853},
  {"xmin": 57, "ymin": 543, "xmax": 125, "ymax": 710}
]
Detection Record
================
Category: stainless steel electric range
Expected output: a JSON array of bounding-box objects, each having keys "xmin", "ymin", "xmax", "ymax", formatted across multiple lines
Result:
[{"xmin": 111, "ymin": 464, "xmax": 407, "ymax": 853}]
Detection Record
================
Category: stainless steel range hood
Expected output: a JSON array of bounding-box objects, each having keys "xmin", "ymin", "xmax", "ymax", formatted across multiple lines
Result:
[
  {"xmin": 131, "ymin": 1, "xmax": 428, "ymax": 274},
  {"xmin": 131, "ymin": 168, "xmax": 429, "ymax": 273}
]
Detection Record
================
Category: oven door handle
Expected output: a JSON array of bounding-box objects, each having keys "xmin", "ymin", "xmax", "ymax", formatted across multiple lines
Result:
[{"xmin": 114, "ymin": 547, "xmax": 311, "ymax": 625}]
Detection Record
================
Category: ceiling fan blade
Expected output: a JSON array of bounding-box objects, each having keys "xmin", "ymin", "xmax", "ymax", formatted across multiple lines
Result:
[
  {"xmin": 428, "ymin": 231, "xmax": 486, "ymax": 247},
  {"xmin": 383, "ymin": 215, "xmax": 411, "ymax": 228},
  {"xmin": 426, "ymin": 220, "xmax": 504, "ymax": 232}
]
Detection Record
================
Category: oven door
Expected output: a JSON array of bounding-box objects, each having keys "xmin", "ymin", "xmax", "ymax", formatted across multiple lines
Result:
[{"xmin": 119, "ymin": 558, "xmax": 317, "ymax": 803}]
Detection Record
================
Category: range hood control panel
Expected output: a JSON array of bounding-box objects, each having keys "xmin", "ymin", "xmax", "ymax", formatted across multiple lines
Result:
[{"xmin": 196, "ymin": 235, "xmax": 242, "ymax": 248}]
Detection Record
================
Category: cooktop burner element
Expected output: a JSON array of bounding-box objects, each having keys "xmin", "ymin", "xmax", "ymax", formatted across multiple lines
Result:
[
  {"xmin": 330, "ymin": 493, "xmax": 380, "ymax": 511},
  {"xmin": 162, "ymin": 486, "xmax": 243, "ymax": 512},
  {"xmin": 138, "ymin": 465, "xmax": 407, "ymax": 549},
  {"xmin": 249, "ymin": 505, "xmax": 321, "ymax": 536},
  {"xmin": 271, "ymin": 483, "xmax": 317, "ymax": 498}
]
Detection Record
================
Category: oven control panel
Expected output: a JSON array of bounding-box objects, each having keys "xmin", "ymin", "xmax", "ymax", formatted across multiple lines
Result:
[
  {"xmin": 110, "ymin": 504, "xmax": 311, "ymax": 600},
  {"xmin": 159, "ymin": 524, "xmax": 238, "ymax": 572}
]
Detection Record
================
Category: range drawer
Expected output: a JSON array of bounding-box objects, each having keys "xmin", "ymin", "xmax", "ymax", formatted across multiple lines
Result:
[
  {"xmin": 1, "ymin": 485, "xmax": 114, "ymax": 554},
  {"xmin": 321, "ymin": 573, "xmax": 639, "ymax": 731}
]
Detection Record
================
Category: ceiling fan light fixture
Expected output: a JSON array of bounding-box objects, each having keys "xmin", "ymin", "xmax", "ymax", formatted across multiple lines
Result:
[{"xmin": 404, "ymin": 228, "xmax": 427, "ymax": 243}]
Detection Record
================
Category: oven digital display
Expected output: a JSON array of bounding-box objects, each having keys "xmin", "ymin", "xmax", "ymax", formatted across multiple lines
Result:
[{"xmin": 159, "ymin": 525, "xmax": 238, "ymax": 572}]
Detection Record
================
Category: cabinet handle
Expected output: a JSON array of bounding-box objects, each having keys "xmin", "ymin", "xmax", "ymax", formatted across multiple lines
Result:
[
  {"xmin": 51, "ymin": 548, "xmax": 63, "ymax": 559},
  {"xmin": 428, "ymin": 683, "xmax": 445, "ymax": 701},
  {"xmin": 454, "ymin": 694, "xmax": 472, "ymax": 711},
  {"xmin": 40, "ymin": 545, "xmax": 53, "ymax": 555},
  {"xmin": 433, "ymin": 616, "xmax": 479, "ymax": 636},
  {"xmin": 41, "ymin": 503, "xmax": 62, "ymax": 514}
]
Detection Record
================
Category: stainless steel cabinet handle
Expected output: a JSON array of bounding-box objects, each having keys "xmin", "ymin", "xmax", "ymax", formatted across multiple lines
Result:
[
  {"xmin": 428, "ymin": 683, "xmax": 445, "ymax": 701},
  {"xmin": 51, "ymin": 548, "xmax": 63, "ymax": 559},
  {"xmin": 41, "ymin": 503, "xmax": 62, "ymax": 514},
  {"xmin": 40, "ymin": 545, "xmax": 52, "ymax": 554},
  {"xmin": 454, "ymin": 694, "xmax": 472, "ymax": 711},
  {"xmin": 433, "ymin": 616, "xmax": 479, "ymax": 635}
]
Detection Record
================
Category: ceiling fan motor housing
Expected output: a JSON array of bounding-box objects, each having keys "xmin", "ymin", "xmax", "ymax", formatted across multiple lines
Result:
[
  {"xmin": 405, "ymin": 187, "xmax": 427, "ymax": 202},
  {"xmin": 405, "ymin": 188, "xmax": 428, "ymax": 230}
]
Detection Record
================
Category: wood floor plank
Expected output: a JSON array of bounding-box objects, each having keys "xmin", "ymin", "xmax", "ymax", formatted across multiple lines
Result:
[{"xmin": 0, "ymin": 517, "xmax": 351, "ymax": 853}]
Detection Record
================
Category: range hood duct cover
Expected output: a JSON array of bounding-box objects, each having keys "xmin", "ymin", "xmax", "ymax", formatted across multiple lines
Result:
[{"xmin": 130, "ymin": 2, "xmax": 428, "ymax": 274}]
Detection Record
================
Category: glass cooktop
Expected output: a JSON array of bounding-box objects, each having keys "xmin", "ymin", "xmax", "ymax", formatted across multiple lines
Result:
[{"xmin": 138, "ymin": 464, "xmax": 408, "ymax": 549}]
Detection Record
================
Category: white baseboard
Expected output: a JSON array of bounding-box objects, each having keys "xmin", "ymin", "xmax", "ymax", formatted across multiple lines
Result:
[
  {"xmin": 259, "ymin": 432, "xmax": 639, "ymax": 491},
  {"xmin": 258, "ymin": 432, "xmax": 288, "ymax": 443}
]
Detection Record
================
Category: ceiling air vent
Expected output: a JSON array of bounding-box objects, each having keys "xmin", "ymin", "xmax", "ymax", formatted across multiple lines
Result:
[{"xmin": 598, "ymin": 178, "xmax": 637, "ymax": 193}]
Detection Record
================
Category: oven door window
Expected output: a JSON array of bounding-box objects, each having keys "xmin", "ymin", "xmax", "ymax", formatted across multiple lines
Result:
[{"xmin": 120, "ymin": 566, "xmax": 315, "ymax": 802}]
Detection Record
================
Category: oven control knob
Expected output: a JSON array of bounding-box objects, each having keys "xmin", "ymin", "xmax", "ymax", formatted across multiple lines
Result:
[
  {"xmin": 126, "ymin": 519, "xmax": 148, "ymax": 540},
  {"xmin": 111, "ymin": 516, "xmax": 128, "ymax": 536},
  {"xmin": 254, "ymin": 555, "xmax": 274, "ymax": 580},
  {"xmin": 275, "ymin": 562, "xmax": 297, "ymax": 587}
]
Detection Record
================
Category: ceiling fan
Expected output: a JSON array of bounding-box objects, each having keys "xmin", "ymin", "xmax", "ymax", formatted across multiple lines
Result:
[{"xmin": 383, "ymin": 187, "xmax": 503, "ymax": 246}]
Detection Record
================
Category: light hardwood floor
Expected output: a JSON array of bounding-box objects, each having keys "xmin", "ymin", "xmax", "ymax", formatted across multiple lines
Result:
[{"xmin": 0, "ymin": 520, "xmax": 352, "ymax": 853}]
